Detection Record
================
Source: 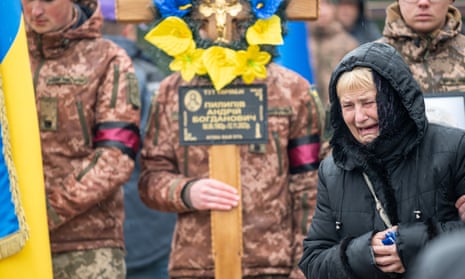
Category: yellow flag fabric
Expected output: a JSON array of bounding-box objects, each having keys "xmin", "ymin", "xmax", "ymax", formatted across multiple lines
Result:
[{"xmin": 0, "ymin": 0, "xmax": 53, "ymax": 277}]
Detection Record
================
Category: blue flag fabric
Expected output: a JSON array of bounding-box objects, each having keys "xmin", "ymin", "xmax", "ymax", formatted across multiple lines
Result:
[
  {"xmin": 276, "ymin": 21, "xmax": 315, "ymax": 84},
  {"xmin": 0, "ymin": 127, "xmax": 19, "ymax": 238},
  {"xmin": 0, "ymin": 84, "xmax": 26, "ymax": 259},
  {"xmin": 0, "ymin": 0, "xmax": 22, "ymax": 63}
]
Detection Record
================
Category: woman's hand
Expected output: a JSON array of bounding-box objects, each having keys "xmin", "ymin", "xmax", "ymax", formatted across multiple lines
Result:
[
  {"xmin": 371, "ymin": 226, "xmax": 405, "ymax": 274},
  {"xmin": 455, "ymin": 195, "xmax": 465, "ymax": 221}
]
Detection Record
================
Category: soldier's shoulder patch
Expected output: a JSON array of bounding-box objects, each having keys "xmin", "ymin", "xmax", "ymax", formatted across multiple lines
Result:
[
  {"xmin": 268, "ymin": 106, "xmax": 292, "ymax": 116},
  {"xmin": 308, "ymin": 85, "xmax": 326, "ymax": 136},
  {"xmin": 126, "ymin": 72, "xmax": 140, "ymax": 109}
]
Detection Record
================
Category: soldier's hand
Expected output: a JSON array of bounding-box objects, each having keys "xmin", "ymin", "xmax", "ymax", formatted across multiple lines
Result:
[{"xmin": 189, "ymin": 179, "xmax": 240, "ymax": 211}]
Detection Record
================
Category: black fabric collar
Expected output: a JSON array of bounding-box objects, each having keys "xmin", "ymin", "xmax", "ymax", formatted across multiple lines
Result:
[{"xmin": 72, "ymin": 3, "xmax": 90, "ymax": 29}]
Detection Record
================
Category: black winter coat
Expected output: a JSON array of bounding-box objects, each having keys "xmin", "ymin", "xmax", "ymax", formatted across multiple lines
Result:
[{"xmin": 299, "ymin": 42, "xmax": 465, "ymax": 279}]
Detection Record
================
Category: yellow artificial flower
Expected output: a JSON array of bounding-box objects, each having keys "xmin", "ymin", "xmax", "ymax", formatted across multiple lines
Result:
[
  {"xmin": 170, "ymin": 46, "xmax": 206, "ymax": 82},
  {"xmin": 236, "ymin": 45, "xmax": 271, "ymax": 84},
  {"xmin": 202, "ymin": 46, "xmax": 239, "ymax": 91},
  {"xmin": 144, "ymin": 16, "xmax": 194, "ymax": 56},
  {"xmin": 246, "ymin": 15, "xmax": 283, "ymax": 45},
  {"xmin": 144, "ymin": 13, "xmax": 283, "ymax": 89}
]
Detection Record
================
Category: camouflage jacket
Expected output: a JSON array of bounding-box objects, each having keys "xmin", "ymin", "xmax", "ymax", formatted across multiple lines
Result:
[
  {"xmin": 380, "ymin": 3, "xmax": 465, "ymax": 93},
  {"xmin": 26, "ymin": 0, "xmax": 140, "ymax": 253},
  {"xmin": 139, "ymin": 63, "xmax": 323, "ymax": 278}
]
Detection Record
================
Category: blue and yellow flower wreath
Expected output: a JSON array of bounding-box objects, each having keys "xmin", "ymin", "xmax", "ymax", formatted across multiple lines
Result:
[{"xmin": 145, "ymin": 0, "xmax": 288, "ymax": 91}]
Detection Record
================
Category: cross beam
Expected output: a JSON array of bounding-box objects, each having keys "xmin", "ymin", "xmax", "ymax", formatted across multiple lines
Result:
[{"xmin": 114, "ymin": 0, "xmax": 319, "ymax": 23}]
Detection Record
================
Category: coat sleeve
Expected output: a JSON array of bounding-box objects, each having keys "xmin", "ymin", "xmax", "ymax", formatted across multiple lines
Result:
[
  {"xmin": 299, "ymin": 160, "xmax": 385, "ymax": 279},
  {"xmin": 47, "ymin": 49, "xmax": 140, "ymax": 231},
  {"xmin": 397, "ymin": 132, "xmax": 465, "ymax": 269},
  {"xmin": 288, "ymin": 86, "xmax": 323, "ymax": 279},
  {"xmin": 138, "ymin": 75, "xmax": 194, "ymax": 212},
  {"xmin": 395, "ymin": 220, "xmax": 465, "ymax": 271}
]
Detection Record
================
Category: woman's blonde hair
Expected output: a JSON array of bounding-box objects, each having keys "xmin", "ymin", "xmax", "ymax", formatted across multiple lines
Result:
[{"xmin": 336, "ymin": 67, "xmax": 375, "ymax": 96}]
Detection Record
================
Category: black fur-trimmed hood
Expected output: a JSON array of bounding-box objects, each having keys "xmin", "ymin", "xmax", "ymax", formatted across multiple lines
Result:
[{"xmin": 328, "ymin": 42, "xmax": 428, "ymax": 171}]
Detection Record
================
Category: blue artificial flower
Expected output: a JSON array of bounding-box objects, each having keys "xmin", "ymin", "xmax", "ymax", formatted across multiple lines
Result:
[
  {"xmin": 154, "ymin": 0, "xmax": 193, "ymax": 18},
  {"xmin": 251, "ymin": 0, "xmax": 283, "ymax": 19}
]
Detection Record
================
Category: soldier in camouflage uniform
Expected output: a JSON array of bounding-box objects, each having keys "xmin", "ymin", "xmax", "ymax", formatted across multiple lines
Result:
[
  {"xmin": 379, "ymin": 0, "xmax": 465, "ymax": 93},
  {"xmin": 140, "ymin": 68, "xmax": 322, "ymax": 279},
  {"xmin": 138, "ymin": 1, "xmax": 323, "ymax": 278},
  {"xmin": 21, "ymin": 0, "xmax": 140, "ymax": 278},
  {"xmin": 380, "ymin": 0, "xmax": 465, "ymax": 223}
]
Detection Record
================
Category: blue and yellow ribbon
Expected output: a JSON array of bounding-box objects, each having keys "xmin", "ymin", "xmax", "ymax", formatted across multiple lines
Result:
[{"xmin": 0, "ymin": 0, "xmax": 53, "ymax": 277}]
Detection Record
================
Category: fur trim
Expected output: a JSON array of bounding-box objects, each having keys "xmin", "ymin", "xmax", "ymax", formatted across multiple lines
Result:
[
  {"xmin": 425, "ymin": 218, "xmax": 438, "ymax": 240},
  {"xmin": 340, "ymin": 237, "xmax": 360, "ymax": 279}
]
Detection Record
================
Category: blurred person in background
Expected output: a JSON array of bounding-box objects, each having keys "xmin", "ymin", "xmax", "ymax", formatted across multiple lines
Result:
[
  {"xmin": 335, "ymin": 0, "xmax": 382, "ymax": 44},
  {"xmin": 406, "ymin": 229, "xmax": 465, "ymax": 279},
  {"xmin": 99, "ymin": 1, "xmax": 176, "ymax": 278},
  {"xmin": 308, "ymin": 0, "xmax": 359, "ymax": 109},
  {"xmin": 308, "ymin": 0, "xmax": 358, "ymax": 149}
]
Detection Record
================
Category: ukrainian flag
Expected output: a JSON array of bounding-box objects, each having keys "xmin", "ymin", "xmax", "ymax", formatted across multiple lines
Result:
[
  {"xmin": 276, "ymin": 22, "xmax": 315, "ymax": 84},
  {"xmin": 0, "ymin": 0, "xmax": 53, "ymax": 278}
]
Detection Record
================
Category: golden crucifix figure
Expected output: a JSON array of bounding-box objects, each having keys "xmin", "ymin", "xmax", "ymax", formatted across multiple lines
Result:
[{"xmin": 198, "ymin": 0, "xmax": 243, "ymax": 43}]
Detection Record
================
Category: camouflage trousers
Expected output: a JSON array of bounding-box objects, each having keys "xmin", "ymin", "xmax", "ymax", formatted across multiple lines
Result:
[{"xmin": 52, "ymin": 248, "xmax": 126, "ymax": 279}]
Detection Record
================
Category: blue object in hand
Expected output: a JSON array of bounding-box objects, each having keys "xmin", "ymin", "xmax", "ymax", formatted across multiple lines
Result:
[{"xmin": 382, "ymin": 231, "xmax": 397, "ymax": 245}]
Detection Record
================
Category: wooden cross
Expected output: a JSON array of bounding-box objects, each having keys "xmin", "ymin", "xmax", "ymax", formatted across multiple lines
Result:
[
  {"xmin": 198, "ymin": 0, "xmax": 243, "ymax": 43},
  {"xmin": 209, "ymin": 144, "xmax": 243, "ymax": 279},
  {"xmin": 196, "ymin": 4, "xmax": 245, "ymax": 276}
]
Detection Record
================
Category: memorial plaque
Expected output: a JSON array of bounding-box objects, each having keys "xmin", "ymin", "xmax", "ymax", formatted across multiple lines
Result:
[{"xmin": 179, "ymin": 84, "xmax": 268, "ymax": 145}]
